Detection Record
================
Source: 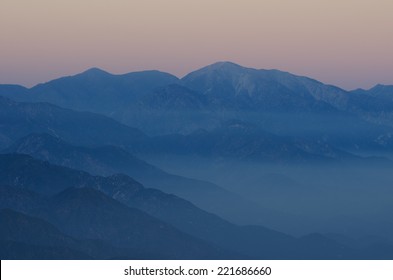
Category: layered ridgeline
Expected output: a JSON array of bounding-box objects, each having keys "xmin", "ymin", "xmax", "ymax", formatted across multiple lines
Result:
[
  {"xmin": 0, "ymin": 96, "xmax": 146, "ymax": 151},
  {"xmin": 4, "ymin": 132, "xmax": 287, "ymax": 229},
  {"xmin": 1, "ymin": 95, "xmax": 392, "ymax": 163},
  {"xmin": 0, "ymin": 97, "xmax": 292, "ymax": 229},
  {"xmin": 0, "ymin": 68, "xmax": 178, "ymax": 114},
  {"xmin": 1, "ymin": 154, "xmax": 393, "ymax": 260},
  {"xmin": 2, "ymin": 62, "xmax": 393, "ymax": 140},
  {"xmin": 2, "ymin": 62, "xmax": 393, "ymax": 259},
  {"xmin": 1, "ymin": 98, "xmax": 392, "ymax": 237}
]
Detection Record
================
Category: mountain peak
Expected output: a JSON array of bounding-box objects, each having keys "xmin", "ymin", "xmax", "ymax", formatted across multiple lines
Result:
[
  {"xmin": 372, "ymin": 84, "xmax": 392, "ymax": 90},
  {"xmin": 209, "ymin": 61, "xmax": 242, "ymax": 68},
  {"xmin": 182, "ymin": 61, "xmax": 249, "ymax": 81},
  {"xmin": 199, "ymin": 61, "xmax": 246, "ymax": 72},
  {"xmin": 80, "ymin": 67, "xmax": 111, "ymax": 76}
]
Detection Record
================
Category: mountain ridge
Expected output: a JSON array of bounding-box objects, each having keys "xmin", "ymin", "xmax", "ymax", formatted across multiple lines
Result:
[
  {"xmin": 2, "ymin": 62, "xmax": 393, "ymax": 135},
  {"xmin": 1, "ymin": 153, "xmax": 378, "ymax": 259}
]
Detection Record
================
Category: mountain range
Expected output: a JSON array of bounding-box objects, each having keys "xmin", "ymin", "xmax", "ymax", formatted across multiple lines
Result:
[
  {"xmin": 1, "ymin": 61, "xmax": 393, "ymax": 259},
  {"xmin": 2, "ymin": 154, "xmax": 392, "ymax": 259},
  {"xmin": 2, "ymin": 62, "xmax": 393, "ymax": 134},
  {"xmin": 2, "ymin": 62, "xmax": 393, "ymax": 154},
  {"xmin": 1, "ymin": 94, "xmax": 391, "ymax": 164},
  {"xmin": 0, "ymin": 95, "xmax": 146, "ymax": 152},
  {"xmin": 3, "ymin": 132, "xmax": 286, "ymax": 228}
]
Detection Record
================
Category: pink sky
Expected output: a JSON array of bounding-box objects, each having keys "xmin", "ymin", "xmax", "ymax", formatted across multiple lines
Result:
[{"xmin": 1, "ymin": 0, "xmax": 392, "ymax": 89}]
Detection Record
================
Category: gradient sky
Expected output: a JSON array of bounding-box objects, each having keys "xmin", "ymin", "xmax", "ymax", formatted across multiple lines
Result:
[{"xmin": 1, "ymin": 0, "xmax": 392, "ymax": 89}]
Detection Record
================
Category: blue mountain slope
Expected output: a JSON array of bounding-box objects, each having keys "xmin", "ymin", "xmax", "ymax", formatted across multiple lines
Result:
[
  {"xmin": 2, "ymin": 62, "xmax": 393, "ymax": 134},
  {"xmin": 0, "ymin": 96, "xmax": 146, "ymax": 150},
  {"xmin": 0, "ymin": 208, "xmax": 140, "ymax": 259},
  {"xmin": 10, "ymin": 68, "xmax": 179, "ymax": 113},
  {"xmin": 2, "ymin": 153, "xmax": 384, "ymax": 259},
  {"xmin": 3, "ymin": 133, "xmax": 286, "ymax": 228},
  {"xmin": 182, "ymin": 61, "xmax": 346, "ymax": 111}
]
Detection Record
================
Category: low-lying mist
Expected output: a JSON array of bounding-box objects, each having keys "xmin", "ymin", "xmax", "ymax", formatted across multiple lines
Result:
[{"xmin": 145, "ymin": 155, "xmax": 393, "ymax": 242}]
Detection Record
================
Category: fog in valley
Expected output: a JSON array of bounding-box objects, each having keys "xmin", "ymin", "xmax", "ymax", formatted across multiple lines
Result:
[{"xmin": 147, "ymin": 155, "xmax": 393, "ymax": 242}]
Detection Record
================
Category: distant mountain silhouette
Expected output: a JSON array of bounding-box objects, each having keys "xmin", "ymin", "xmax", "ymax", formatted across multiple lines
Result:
[
  {"xmin": 2, "ymin": 88, "xmax": 393, "ymax": 166},
  {"xmin": 145, "ymin": 120, "xmax": 360, "ymax": 162},
  {"xmin": 1, "ymin": 63, "xmax": 393, "ymax": 259},
  {"xmin": 3, "ymin": 133, "xmax": 285, "ymax": 227},
  {"xmin": 353, "ymin": 84, "xmax": 393, "ymax": 101},
  {"xmin": 0, "ymin": 96, "xmax": 146, "ymax": 151},
  {"xmin": 0, "ymin": 68, "xmax": 178, "ymax": 113},
  {"xmin": 34, "ymin": 187, "xmax": 229, "ymax": 259},
  {"xmin": 2, "ymin": 63, "xmax": 393, "ymax": 149},
  {"xmin": 2, "ymin": 62, "xmax": 393, "ymax": 134},
  {"xmin": 182, "ymin": 61, "xmax": 343, "ymax": 111},
  {"xmin": 0, "ymin": 84, "xmax": 28, "ymax": 99},
  {"xmin": 182, "ymin": 62, "xmax": 393, "ymax": 120},
  {"xmin": 2, "ymin": 153, "xmax": 386, "ymax": 259},
  {"xmin": 0, "ymin": 154, "xmax": 282, "ymax": 258}
]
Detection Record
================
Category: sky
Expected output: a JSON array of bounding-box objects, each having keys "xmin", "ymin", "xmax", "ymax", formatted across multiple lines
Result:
[{"xmin": 1, "ymin": 0, "xmax": 392, "ymax": 90}]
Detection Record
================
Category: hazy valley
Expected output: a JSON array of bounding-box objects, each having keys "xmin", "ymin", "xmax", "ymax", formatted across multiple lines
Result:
[{"xmin": 1, "ymin": 62, "xmax": 393, "ymax": 259}]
